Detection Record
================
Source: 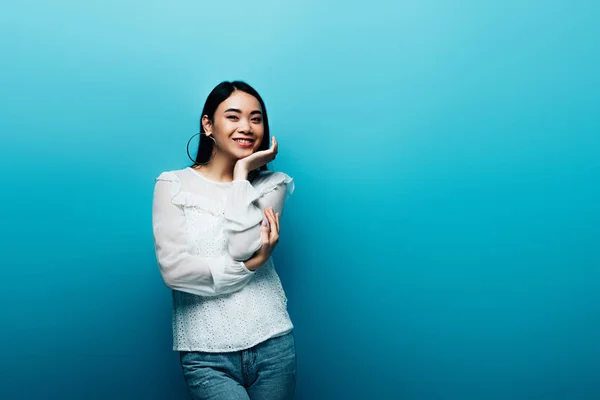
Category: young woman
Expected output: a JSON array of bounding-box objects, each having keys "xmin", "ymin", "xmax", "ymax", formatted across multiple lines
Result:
[{"xmin": 151, "ymin": 81, "xmax": 296, "ymax": 399}]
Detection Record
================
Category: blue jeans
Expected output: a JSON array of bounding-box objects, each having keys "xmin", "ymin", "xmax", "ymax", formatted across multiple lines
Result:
[{"xmin": 179, "ymin": 331, "xmax": 296, "ymax": 400}]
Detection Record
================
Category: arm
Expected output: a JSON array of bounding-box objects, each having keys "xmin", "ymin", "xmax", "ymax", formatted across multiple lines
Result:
[
  {"xmin": 223, "ymin": 172, "xmax": 294, "ymax": 261},
  {"xmin": 152, "ymin": 175, "xmax": 256, "ymax": 296}
]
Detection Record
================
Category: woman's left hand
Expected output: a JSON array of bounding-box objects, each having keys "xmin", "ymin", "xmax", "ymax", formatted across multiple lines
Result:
[{"xmin": 233, "ymin": 136, "xmax": 278, "ymax": 180}]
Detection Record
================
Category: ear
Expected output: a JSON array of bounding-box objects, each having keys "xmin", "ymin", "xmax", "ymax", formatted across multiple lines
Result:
[{"xmin": 201, "ymin": 115, "xmax": 213, "ymax": 135}]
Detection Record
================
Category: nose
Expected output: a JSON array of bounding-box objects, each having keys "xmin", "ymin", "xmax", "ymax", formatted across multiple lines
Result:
[{"xmin": 237, "ymin": 118, "xmax": 252, "ymax": 134}]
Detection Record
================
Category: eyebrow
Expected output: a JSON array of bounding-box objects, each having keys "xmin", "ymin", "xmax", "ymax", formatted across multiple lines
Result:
[{"xmin": 224, "ymin": 108, "xmax": 263, "ymax": 115}]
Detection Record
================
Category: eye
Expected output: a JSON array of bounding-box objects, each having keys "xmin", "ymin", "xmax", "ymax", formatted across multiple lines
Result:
[
  {"xmin": 227, "ymin": 115, "xmax": 239, "ymax": 120},
  {"xmin": 252, "ymin": 118, "xmax": 262, "ymax": 123}
]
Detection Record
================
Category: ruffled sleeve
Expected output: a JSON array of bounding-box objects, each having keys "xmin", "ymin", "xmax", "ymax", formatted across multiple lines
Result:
[
  {"xmin": 152, "ymin": 171, "xmax": 255, "ymax": 297},
  {"xmin": 223, "ymin": 171, "xmax": 295, "ymax": 261}
]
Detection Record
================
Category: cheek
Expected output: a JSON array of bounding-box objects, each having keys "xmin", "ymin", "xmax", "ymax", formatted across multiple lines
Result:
[
  {"xmin": 255, "ymin": 135, "xmax": 266, "ymax": 149},
  {"xmin": 221, "ymin": 120, "xmax": 237, "ymax": 132},
  {"xmin": 255, "ymin": 127, "xmax": 265, "ymax": 142}
]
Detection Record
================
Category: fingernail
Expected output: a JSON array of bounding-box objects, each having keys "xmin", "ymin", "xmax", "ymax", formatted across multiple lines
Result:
[{"xmin": 262, "ymin": 220, "xmax": 267, "ymax": 226}]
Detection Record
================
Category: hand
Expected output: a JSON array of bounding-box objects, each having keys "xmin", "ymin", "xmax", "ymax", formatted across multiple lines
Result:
[
  {"xmin": 233, "ymin": 136, "xmax": 278, "ymax": 180},
  {"xmin": 243, "ymin": 207, "xmax": 280, "ymax": 272}
]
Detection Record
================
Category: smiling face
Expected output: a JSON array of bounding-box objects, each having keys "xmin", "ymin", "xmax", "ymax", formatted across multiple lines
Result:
[{"xmin": 202, "ymin": 90, "xmax": 265, "ymax": 161}]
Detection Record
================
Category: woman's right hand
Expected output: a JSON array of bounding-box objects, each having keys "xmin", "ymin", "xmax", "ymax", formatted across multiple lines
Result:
[{"xmin": 243, "ymin": 207, "xmax": 280, "ymax": 272}]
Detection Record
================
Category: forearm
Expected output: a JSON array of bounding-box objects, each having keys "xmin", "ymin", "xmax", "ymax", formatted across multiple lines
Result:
[
  {"xmin": 153, "ymin": 175, "xmax": 256, "ymax": 297},
  {"xmin": 224, "ymin": 169, "xmax": 293, "ymax": 261},
  {"xmin": 157, "ymin": 252, "xmax": 254, "ymax": 296},
  {"xmin": 223, "ymin": 180, "xmax": 264, "ymax": 260}
]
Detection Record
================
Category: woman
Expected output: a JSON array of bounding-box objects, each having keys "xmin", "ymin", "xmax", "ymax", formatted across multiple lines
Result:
[{"xmin": 152, "ymin": 81, "xmax": 296, "ymax": 399}]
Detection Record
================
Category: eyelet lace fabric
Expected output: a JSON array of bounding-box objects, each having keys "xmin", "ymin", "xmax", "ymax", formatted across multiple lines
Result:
[{"xmin": 152, "ymin": 167, "xmax": 294, "ymax": 352}]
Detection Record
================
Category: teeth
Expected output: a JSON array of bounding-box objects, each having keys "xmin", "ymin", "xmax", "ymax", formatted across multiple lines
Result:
[{"xmin": 235, "ymin": 139, "xmax": 253, "ymax": 143}]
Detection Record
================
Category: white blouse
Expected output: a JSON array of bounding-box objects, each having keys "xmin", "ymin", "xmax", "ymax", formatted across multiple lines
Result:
[{"xmin": 151, "ymin": 166, "xmax": 295, "ymax": 352}]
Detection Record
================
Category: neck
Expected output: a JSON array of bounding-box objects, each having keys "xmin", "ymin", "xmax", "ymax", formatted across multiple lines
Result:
[{"xmin": 194, "ymin": 150, "xmax": 237, "ymax": 183}]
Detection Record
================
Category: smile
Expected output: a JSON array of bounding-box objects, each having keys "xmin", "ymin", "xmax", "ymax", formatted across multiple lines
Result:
[{"xmin": 233, "ymin": 138, "xmax": 254, "ymax": 147}]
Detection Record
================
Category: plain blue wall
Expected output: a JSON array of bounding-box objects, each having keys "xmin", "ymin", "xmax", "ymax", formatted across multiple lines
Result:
[{"xmin": 1, "ymin": 1, "xmax": 599, "ymax": 399}]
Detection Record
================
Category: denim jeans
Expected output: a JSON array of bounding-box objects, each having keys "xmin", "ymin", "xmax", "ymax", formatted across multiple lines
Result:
[{"xmin": 179, "ymin": 331, "xmax": 296, "ymax": 400}]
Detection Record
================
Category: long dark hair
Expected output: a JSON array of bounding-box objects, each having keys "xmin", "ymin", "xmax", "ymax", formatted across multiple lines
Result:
[{"xmin": 189, "ymin": 81, "xmax": 270, "ymax": 177}]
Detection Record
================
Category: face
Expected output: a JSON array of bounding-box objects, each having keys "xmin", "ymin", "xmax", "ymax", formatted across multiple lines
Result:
[{"xmin": 202, "ymin": 90, "xmax": 265, "ymax": 160}]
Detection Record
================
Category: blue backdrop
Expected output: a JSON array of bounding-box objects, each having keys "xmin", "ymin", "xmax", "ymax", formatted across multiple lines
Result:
[{"xmin": 1, "ymin": 1, "xmax": 599, "ymax": 399}]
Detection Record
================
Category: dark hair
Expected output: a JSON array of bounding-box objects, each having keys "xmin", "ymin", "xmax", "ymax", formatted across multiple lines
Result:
[{"xmin": 189, "ymin": 80, "xmax": 270, "ymax": 176}]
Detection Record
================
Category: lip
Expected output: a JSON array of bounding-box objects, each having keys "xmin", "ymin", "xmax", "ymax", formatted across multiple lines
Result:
[{"xmin": 232, "ymin": 138, "xmax": 254, "ymax": 148}]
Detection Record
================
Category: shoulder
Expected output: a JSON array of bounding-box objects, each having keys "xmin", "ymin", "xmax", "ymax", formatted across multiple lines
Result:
[
  {"xmin": 154, "ymin": 168, "xmax": 193, "ymax": 200},
  {"xmin": 155, "ymin": 167, "xmax": 190, "ymax": 183}
]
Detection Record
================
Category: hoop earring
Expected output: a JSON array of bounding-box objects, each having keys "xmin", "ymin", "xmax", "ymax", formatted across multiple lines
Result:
[{"xmin": 186, "ymin": 132, "xmax": 215, "ymax": 165}]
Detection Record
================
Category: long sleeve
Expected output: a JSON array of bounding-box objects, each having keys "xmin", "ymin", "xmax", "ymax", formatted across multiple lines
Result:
[
  {"xmin": 152, "ymin": 173, "xmax": 255, "ymax": 297},
  {"xmin": 223, "ymin": 172, "xmax": 295, "ymax": 261}
]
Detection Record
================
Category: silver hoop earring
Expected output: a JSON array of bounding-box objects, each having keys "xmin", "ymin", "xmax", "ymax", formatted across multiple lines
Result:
[{"xmin": 186, "ymin": 132, "xmax": 216, "ymax": 165}]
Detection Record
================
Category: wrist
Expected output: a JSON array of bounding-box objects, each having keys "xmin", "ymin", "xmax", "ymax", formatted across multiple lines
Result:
[
  {"xmin": 233, "ymin": 163, "xmax": 249, "ymax": 181},
  {"xmin": 244, "ymin": 253, "xmax": 266, "ymax": 271}
]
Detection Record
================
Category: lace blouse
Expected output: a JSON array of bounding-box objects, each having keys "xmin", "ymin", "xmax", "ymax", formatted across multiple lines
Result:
[{"xmin": 151, "ymin": 166, "xmax": 295, "ymax": 352}]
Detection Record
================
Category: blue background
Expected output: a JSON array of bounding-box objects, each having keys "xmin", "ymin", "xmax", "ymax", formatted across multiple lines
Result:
[{"xmin": 1, "ymin": 1, "xmax": 599, "ymax": 399}]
